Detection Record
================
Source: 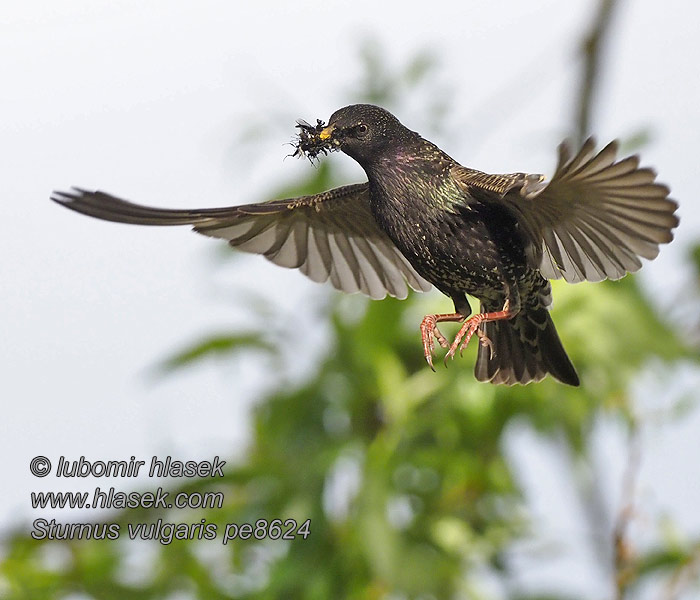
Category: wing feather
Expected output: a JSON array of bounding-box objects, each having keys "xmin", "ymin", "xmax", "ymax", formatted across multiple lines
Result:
[
  {"xmin": 51, "ymin": 183, "xmax": 431, "ymax": 299},
  {"xmin": 455, "ymin": 138, "xmax": 679, "ymax": 283}
]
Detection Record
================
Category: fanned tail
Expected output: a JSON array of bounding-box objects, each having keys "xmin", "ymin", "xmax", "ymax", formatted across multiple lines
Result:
[{"xmin": 474, "ymin": 301, "xmax": 579, "ymax": 386}]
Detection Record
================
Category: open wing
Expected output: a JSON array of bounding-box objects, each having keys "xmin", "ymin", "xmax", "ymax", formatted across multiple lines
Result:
[
  {"xmin": 51, "ymin": 183, "xmax": 432, "ymax": 299},
  {"xmin": 452, "ymin": 139, "xmax": 678, "ymax": 282}
]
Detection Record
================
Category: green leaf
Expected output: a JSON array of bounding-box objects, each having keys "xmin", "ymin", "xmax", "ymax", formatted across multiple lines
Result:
[{"xmin": 153, "ymin": 332, "xmax": 274, "ymax": 374}]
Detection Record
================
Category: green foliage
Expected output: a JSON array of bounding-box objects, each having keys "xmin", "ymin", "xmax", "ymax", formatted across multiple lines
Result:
[
  {"xmin": 153, "ymin": 333, "xmax": 274, "ymax": 375},
  {"xmin": 3, "ymin": 254, "xmax": 697, "ymax": 598}
]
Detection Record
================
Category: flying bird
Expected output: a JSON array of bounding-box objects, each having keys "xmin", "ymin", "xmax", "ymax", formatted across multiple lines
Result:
[{"xmin": 52, "ymin": 104, "xmax": 679, "ymax": 386}]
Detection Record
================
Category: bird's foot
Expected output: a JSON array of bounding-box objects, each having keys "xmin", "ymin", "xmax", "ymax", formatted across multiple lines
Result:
[
  {"xmin": 444, "ymin": 314, "xmax": 485, "ymax": 365},
  {"xmin": 420, "ymin": 312, "xmax": 464, "ymax": 371},
  {"xmin": 421, "ymin": 315, "xmax": 450, "ymax": 371},
  {"xmin": 443, "ymin": 302, "xmax": 514, "ymax": 365}
]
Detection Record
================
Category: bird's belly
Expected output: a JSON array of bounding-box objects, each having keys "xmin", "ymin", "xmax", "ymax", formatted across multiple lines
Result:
[
  {"xmin": 390, "ymin": 213, "xmax": 512, "ymax": 299},
  {"xmin": 370, "ymin": 187, "xmax": 529, "ymax": 301}
]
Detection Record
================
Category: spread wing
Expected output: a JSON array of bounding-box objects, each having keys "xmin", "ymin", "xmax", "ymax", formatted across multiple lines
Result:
[
  {"xmin": 51, "ymin": 183, "xmax": 432, "ymax": 299},
  {"xmin": 452, "ymin": 139, "xmax": 678, "ymax": 282}
]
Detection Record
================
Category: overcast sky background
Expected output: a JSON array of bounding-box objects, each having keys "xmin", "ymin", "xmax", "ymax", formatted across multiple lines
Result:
[{"xmin": 2, "ymin": 1, "xmax": 699, "ymax": 597}]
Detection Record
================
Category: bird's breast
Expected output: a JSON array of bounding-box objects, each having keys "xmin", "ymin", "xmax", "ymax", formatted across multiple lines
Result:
[{"xmin": 368, "ymin": 178, "xmax": 530, "ymax": 298}]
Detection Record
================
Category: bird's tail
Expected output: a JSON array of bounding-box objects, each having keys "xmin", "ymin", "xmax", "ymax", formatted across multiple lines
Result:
[{"xmin": 474, "ymin": 301, "xmax": 579, "ymax": 386}]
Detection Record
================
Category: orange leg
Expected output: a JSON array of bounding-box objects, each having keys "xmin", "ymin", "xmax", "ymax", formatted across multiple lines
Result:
[
  {"xmin": 420, "ymin": 312, "xmax": 466, "ymax": 371},
  {"xmin": 443, "ymin": 299, "xmax": 515, "ymax": 365}
]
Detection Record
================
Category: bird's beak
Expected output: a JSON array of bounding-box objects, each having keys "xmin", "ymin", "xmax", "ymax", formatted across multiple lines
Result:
[{"xmin": 319, "ymin": 124, "xmax": 336, "ymax": 141}]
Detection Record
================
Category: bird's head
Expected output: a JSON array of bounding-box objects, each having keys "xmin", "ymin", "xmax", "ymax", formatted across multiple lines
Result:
[{"xmin": 293, "ymin": 104, "xmax": 412, "ymax": 166}]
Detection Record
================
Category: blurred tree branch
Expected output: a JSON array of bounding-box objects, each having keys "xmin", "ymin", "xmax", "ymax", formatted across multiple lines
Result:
[
  {"xmin": 570, "ymin": 2, "xmax": 639, "ymax": 598},
  {"xmin": 613, "ymin": 425, "xmax": 641, "ymax": 600},
  {"xmin": 573, "ymin": 0, "xmax": 621, "ymax": 145}
]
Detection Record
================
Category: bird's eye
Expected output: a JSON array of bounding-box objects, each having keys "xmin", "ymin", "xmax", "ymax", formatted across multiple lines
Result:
[{"xmin": 354, "ymin": 123, "xmax": 369, "ymax": 138}]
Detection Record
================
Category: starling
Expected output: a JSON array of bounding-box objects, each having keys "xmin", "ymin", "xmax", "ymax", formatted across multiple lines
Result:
[{"xmin": 52, "ymin": 104, "xmax": 679, "ymax": 386}]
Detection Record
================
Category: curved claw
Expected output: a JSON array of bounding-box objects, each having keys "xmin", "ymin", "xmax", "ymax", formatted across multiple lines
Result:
[
  {"xmin": 421, "ymin": 314, "xmax": 455, "ymax": 371},
  {"xmin": 443, "ymin": 346, "xmax": 456, "ymax": 367},
  {"xmin": 445, "ymin": 315, "xmax": 485, "ymax": 362},
  {"xmin": 459, "ymin": 324, "xmax": 478, "ymax": 357},
  {"xmin": 477, "ymin": 329, "xmax": 495, "ymax": 360},
  {"xmin": 421, "ymin": 315, "xmax": 438, "ymax": 371}
]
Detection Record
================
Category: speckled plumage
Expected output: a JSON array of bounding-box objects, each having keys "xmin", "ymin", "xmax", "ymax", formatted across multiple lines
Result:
[
  {"xmin": 367, "ymin": 148, "xmax": 529, "ymax": 305},
  {"xmin": 52, "ymin": 104, "xmax": 679, "ymax": 386}
]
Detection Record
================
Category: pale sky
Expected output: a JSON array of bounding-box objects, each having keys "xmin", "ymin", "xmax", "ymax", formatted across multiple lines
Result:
[{"xmin": 2, "ymin": 1, "xmax": 699, "ymax": 597}]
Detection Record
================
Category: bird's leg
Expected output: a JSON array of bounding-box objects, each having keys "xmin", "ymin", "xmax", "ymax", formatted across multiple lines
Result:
[
  {"xmin": 444, "ymin": 299, "xmax": 516, "ymax": 364},
  {"xmin": 420, "ymin": 312, "xmax": 466, "ymax": 371}
]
